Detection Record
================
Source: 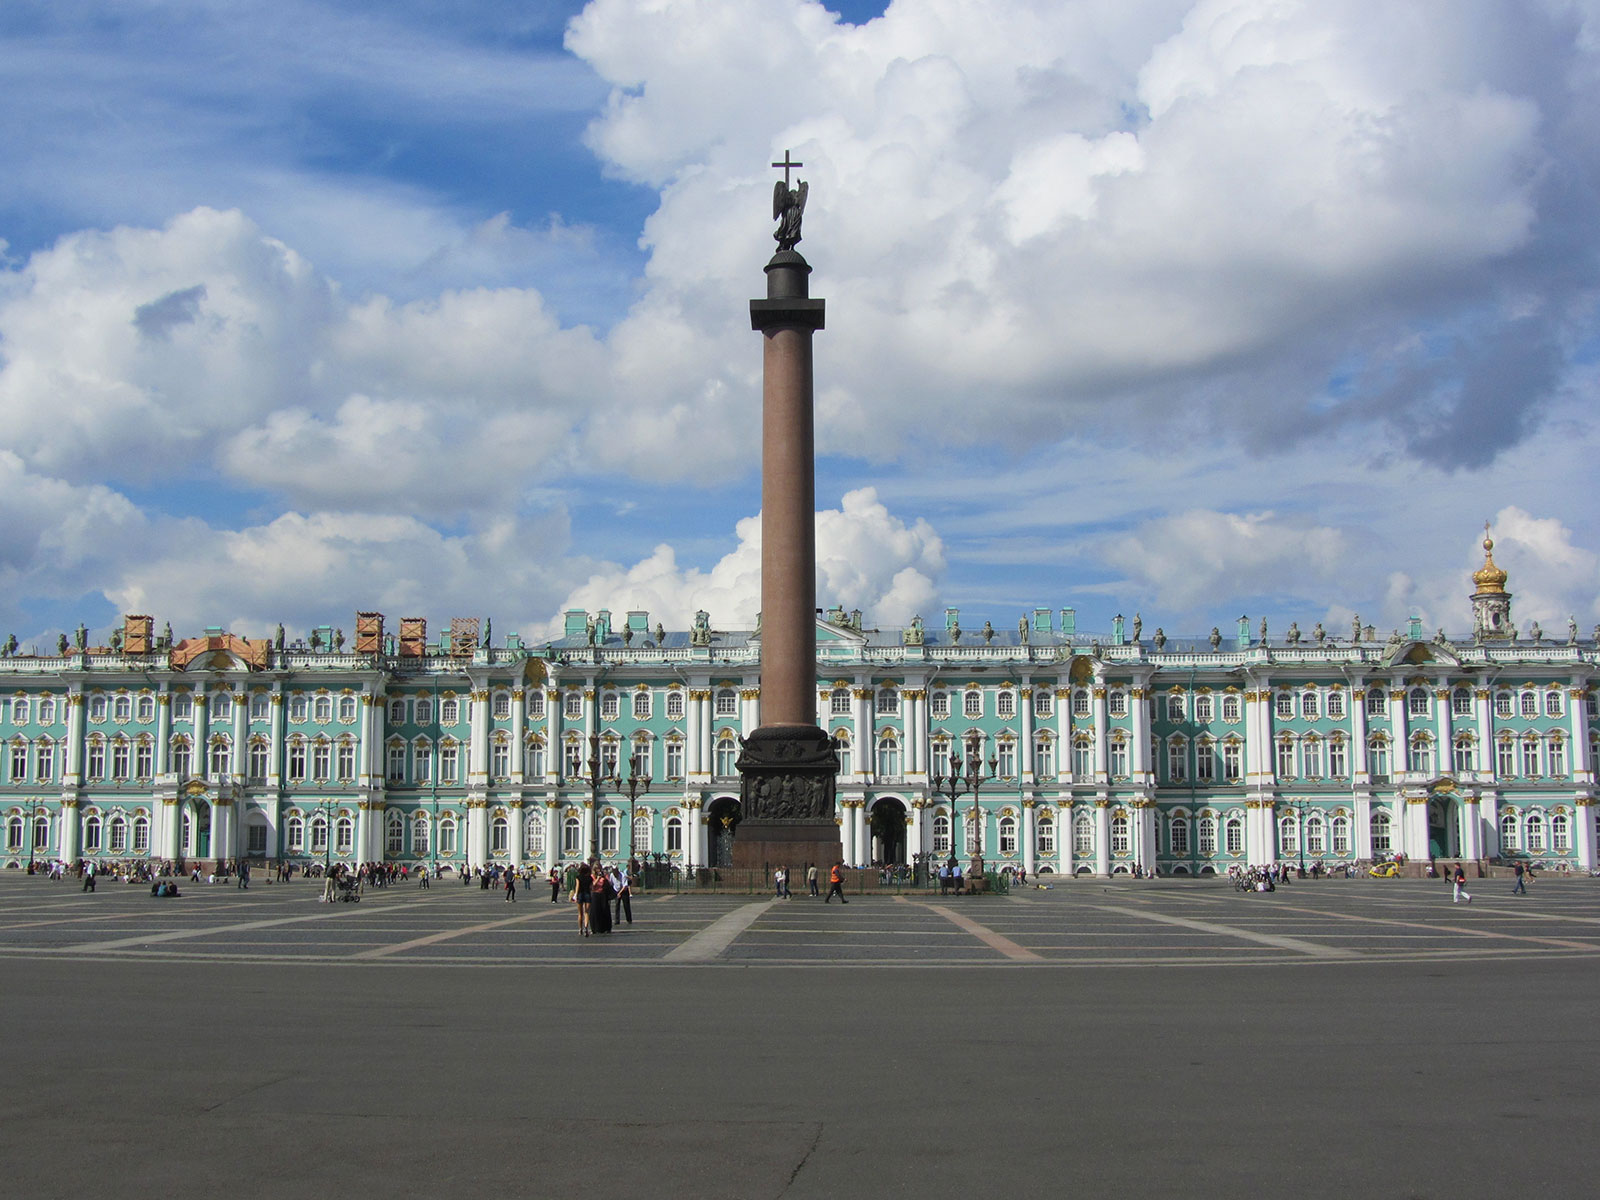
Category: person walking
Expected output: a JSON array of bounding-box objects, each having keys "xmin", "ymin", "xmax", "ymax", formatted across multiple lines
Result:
[
  {"xmin": 807, "ymin": 863, "xmax": 819, "ymax": 897},
  {"xmin": 774, "ymin": 866, "xmax": 786, "ymax": 900},
  {"xmin": 1511, "ymin": 862, "xmax": 1527, "ymax": 895},
  {"xmin": 81, "ymin": 861, "xmax": 96, "ymax": 893},
  {"xmin": 825, "ymin": 861, "xmax": 848, "ymax": 904},
  {"xmin": 1452, "ymin": 864, "xmax": 1472, "ymax": 904},
  {"xmin": 572, "ymin": 862, "xmax": 593, "ymax": 936},
  {"xmin": 237, "ymin": 860, "xmax": 250, "ymax": 890},
  {"xmin": 504, "ymin": 869, "xmax": 517, "ymax": 902}
]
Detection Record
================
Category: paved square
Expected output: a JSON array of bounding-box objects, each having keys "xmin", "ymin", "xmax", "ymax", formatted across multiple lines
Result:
[{"xmin": 4, "ymin": 875, "xmax": 1599, "ymax": 1199}]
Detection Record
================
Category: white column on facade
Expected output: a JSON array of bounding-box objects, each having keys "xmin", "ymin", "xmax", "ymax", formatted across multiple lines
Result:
[
  {"xmin": 1459, "ymin": 795, "xmax": 1484, "ymax": 860},
  {"xmin": 1137, "ymin": 801, "xmax": 1157, "ymax": 873},
  {"xmin": 1475, "ymin": 683, "xmax": 1494, "ymax": 775},
  {"xmin": 1354, "ymin": 794, "xmax": 1373, "ymax": 860},
  {"xmin": 1058, "ymin": 802, "xmax": 1073, "ymax": 876},
  {"xmin": 580, "ymin": 801, "xmax": 595, "ymax": 861},
  {"xmin": 1574, "ymin": 800, "xmax": 1597, "ymax": 870},
  {"xmin": 548, "ymin": 687, "xmax": 566, "ymax": 782},
  {"xmin": 853, "ymin": 687, "xmax": 872, "ymax": 787},
  {"xmin": 508, "ymin": 802, "xmax": 524, "ymax": 868},
  {"xmin": 1403, "ymin": 794, "xmax": 1428, "ymax": 859},
  {"xmin": 1569, "ymin": 685, "xmax": 1591, "ymax": 783},
  {"xmin": 268, "ymin": 689, "xmax": 285, "ymax": 787},
  {"xmin": 906, "ymin": 690, "xmax": 925, "ymax": 778},
  {"xmin": 1092, "ymin": 681, "xmax": 1109, "ymax": 781},
  {"xmin": 1020, "ymin": 686, "xmax": 1035, "ymax": 783},
  {"xmin": 1245, "ymin": 801, "xmax": 1270, "ymax": 864},
  {"xmin": 543, "ymin": 802, "xmax": 559, "ymax": 871},
  {"xmin": 842, "ymin": 801, "xmax": 859, "ymax": 865},
  {"xmin": 510, "ymin": 688, "xmax": 527, "ymax": 780},
  {"xmin": 1128, "ymin": 686, "xmax": 1149, "ymax": 782},
  {"xmin": 193, "ymin": 690, "xmax": 210, "ymax": 779},
  {"xmin": 1056, "ymin": 690, "xmax": 1073, "ymax": 774},
  {"xmin": 1389, "ymin": 683, "xmax": 1409, "ymax": 777},
  {"xmin": 468, "ymin": 691, "xmax": 490, "ymax": 785},
  {"xmin": 163, "ymin": 796, "xmax": 181, "ymax": 862},
  {"xmin": 1350, "ymin": 682, "xmax": 1369, "ymax": 779},
  {"xmin": 155, "ymin": 691, "xmax": 173, "ymax": 777},
  {"xmin": 1022, "ymin": 801, "xmax": 1036, "ymax": 875},
  {"xmin": 908, "ymin": 801, "xmax": 925, "ymax": 860},
  {"xmin": 362, "ymin": 693, "xmax": 383, "ymax": 785},
  {"xmin": 854, "ymin": 802, "xmax": 869, "ymax": 867},
  {"xmin": 65, "ymin": 692, "xmax": 86, "ymax": 784},
  {"xmin": 354, "ymin": 802, "xmax": 371, "ymax": 863},
  {"xmin": 231, "ymin": 691, "xmax": 248, "ymax": 778},
  {"xmin": 211, "ymin": 799, "xmax": 232, "ymax": 865},
  {"xmin": 741, "ymin": 688, "xmax": 759, "ymax": 737},
  {"xmin": 1244, "ymin": 687, "xmax": 1270, "ymax": 786},
  {"xmin": 699, "ymin": 692, "xmax": 713, "ymax": 777},
  {"xmin": 1093, "ymin": 800, "xmax": 1111, "ymax": 877},
  {"xmin": 1435, "ymin": 686, "xmax": 1453, "ymax": 774},
  {"xmin": 61, "ymin": 800, "xmax": 81, "ymax": 863}
]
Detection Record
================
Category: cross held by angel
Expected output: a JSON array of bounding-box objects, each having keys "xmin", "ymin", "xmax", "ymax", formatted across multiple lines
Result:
[{"xmin": 772, "ymin": 150, "xmax": 807, "ymax": 250}]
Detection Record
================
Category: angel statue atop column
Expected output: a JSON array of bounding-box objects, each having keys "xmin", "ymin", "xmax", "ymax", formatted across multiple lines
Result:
[{"xmin": 773, "ymin": 175, "xmax": 807, "ymax": 250}]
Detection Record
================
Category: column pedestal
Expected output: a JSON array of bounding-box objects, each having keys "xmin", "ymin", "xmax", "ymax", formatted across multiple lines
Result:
[{"xmin": 733, "ymin": 725, "xmax": 842, "ymax": 872}]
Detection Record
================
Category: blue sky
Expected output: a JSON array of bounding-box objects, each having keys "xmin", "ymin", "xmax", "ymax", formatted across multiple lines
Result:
[{"xmin": 2, "ymin": 0, "xmax": 1599, "ymax": 651}]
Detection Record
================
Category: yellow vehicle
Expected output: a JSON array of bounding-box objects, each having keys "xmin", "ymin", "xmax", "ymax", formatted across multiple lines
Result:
[{"xmin": 1368, "ymin": 862, "xmax": 1401, "ymax": 878}]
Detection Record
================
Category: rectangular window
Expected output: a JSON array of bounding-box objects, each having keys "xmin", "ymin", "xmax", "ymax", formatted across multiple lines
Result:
[
  {"xmin": 388, "ymin": 745, "xmax": 407, "ymax": 783},
  {"xmin": 1037, "ymin": 819, "xmax": 1054, "ymax": 855},
  {"xmin": 1196, "ymin": 741, "xmax": 1215, "ymax": 782},
  {"xmin": 440, "ymin": 744, "xmax": 459, "ymax": 783},
  {"xmin": 313, "ymin": 741, "xmax": 332, "ymax": 781},
  {"xmin": 249, "ymin": 693, "xmax": 269, "ymax": 721},
  {"xmin": 1276, "ymin": 741, "xmax": 1295, "ymax": 779},
  {"xmin": 1170, "ymin": 820, "xmax": 1189, "ymax": 856},
  {"xmin": 1453, "ymin": 740, "xmax": 1474, "ymax": 774},
  {"xmin": 1109, "ymin": 741, "xmax": 1128, "ymax": 777},
  {"xmin": 137, "ymin": 741, "xmax": 154, "ymax": 780},
  {"xmin": 87, "ymin": 742, "xmax": 105, "ymax": 781},
  {"xmin": 1521, "ymin": 740, "xmax": 1540, "ymax": 777},
  {"xmin": 1326, "ymin": 691, "xmax": 1344, "ymax": 719},
  {"xmin": 337, "ymin": 741, "xmax": 356, "ymax": 781},
  {"xmin": 1301, "ymin": 691, "xmax": 1319, "ymax": 720},
  {"xmin": 1496, "ymin": 740, "xmax": 1515, "ymax": 777},
  {"xmin": 1275, "ymin": 693, "xmax": 1294, "ymax": 719},
  {"xmin": 249, "ymin": 823, "xmax": 269, "ymax": 856},
  {"xmin": 832, "ymin": 690, "xmax": 852, "ymax": 715},
  {"xmin": 1548, "ymin": 739, "xmax": 1566, "ymax": 778},
  {"xmin": 528, "ymin": 691, "xmax": 546, "ymax": 718},
  {"xmin": 1368, "ymin": 742, "xmax": 1389, "ymax": 781},
  {"xmin": 1034, "ymin": 739, "xmax": 1054, "ymax": 779},
  {"xmin": 1223, "ymin": 742, "xmax": 1242, "ymax": 783},
  {"xmin": 288, "ymin": 742, "xmax": 306, "ymax": 782},
  {"xmin": 415, "ymin": 744, "xmax": 433, "ymax": 783},
  {"xmin": 633, "ymin": 691, "xmax": 651, "ymax": 719},
  {"xmin": 493, "ymin": 692, "xmax": 511, "ymax": 719},
  {"xmin": 415, "ymin": 698, "xmax": 433, "ymax": 725},
  {"xmin": 1033, "ymin": 691, "xmax": 1053, "ymax": 719},
  {"xmin": 1167, "ymin": 741, "xmax": 1187, "ymax": 782},
  {"xmin": 964, "ymin": 691, "xmax": 983, "ymax": 718},
  {"xmin": 601, "ymin": 692, "xmax": 620, "ymax": 720},
  {"xmin": 1366, "ymin": 690, "xmax": 1386, "ymax": 717},
  {"xmin": 564, "ymin": 692, "xmax": 584, "ymax": 718},
  {"xmin": 564, "ymin": 741, "xmax": 583, "ymax": 779},
  {"xmin": 11, "ymin": 743, "xmax": 27, "ymax": 782},
  {"xmin": 666, "ymin": 742, "xmax": 684, "ymax": 778},
  {"xmin": 492, "ymin": 741, "xmax": 510, "ymax": 779},
  {"xmin": 995, "ymin": 692, "xmax": 1014, "ymax": 719}
]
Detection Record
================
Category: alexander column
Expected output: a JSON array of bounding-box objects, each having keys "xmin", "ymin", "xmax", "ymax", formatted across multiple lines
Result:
[{"xmin": 734, "ymin": 153, "xmax": 843, "ymax": 874}]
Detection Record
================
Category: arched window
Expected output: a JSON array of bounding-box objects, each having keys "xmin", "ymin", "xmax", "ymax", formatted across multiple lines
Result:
[
  {"xmin": 1108, "ymin": 735, "xmax": 1128, "ymax": 777},
  {"xmin": 249, "ymin": 739, "xmax": 269, "ymax": 782},
  {"xmin": 666, "ymin": 690, "xmax": 685, "ymax": 720},
  {"xmin": 1036, "ymin": 814, "xmax": 1055, "ymax": 854},
  {"xmin": 1453, "ymin": 735, "xmax": 1476, "ymax": 775},
  {"xmin": 632, "ymin": 814, "xmax": 650, "ymax": 854},
  {"xmin": 876, "ymin": 733, "xmax": 902, "ymax": 779},
  {"xmin": 83, "ymin": 813, "xmax": 103, "ymax": 852},
  {"xmin": 412, "ymin": 815, "xmax": 431, "ymax": 856},
  {"xmin": 715, "ymin": 688, "xmax": 738, "ymax": 717},
  {"xmin": 1365, "ymin": 689, "xmax": 1386, "ymax": 718},
  {"xmin": 386, "ymin": 811, "xmax": 404, "ymax": 856},
  {"xmin": 601, "ymin": 690, "xmax": 621, "ymax": 720},
  {"xmin": 1525, "ymin": 812, "xmax": 1546, "ymax": 853},
  {"xmin": 285, "ymin": 815, "xmax": 305, "ymax": 854},
  {"xmin": 1034, "ymin": 735, "xmax": 1055, "ymax": 779},
  {"xmin": 1548, "ymin": 737, "xmax": 1567, "ymax": 778},
  {"xmin": 314, "ymin": 694, "xmax": 333, "ymax": 723},
  {"xmin": 1194, "ymin": 694, "xmax": 1214, "ymax": 723},
  {"xmin": 491, "ymin": 814, "xmax": 509, "ymax": 854},
  {"xmin": 1521, "ymin": 737, "xmax": 1540, "ymax": 778},
  {"xmin": 998, "ymin": 815, "xmax": 1018, "ymax": 855},
  {"xmin": 438, "ymin": 816, "xmax": 458, "ymax": 856},
  {"xmin": 493, "ymin": 691, "xmax": 511, "ymax": 719},
  {"xmin": 1331, "ymin": 814, "xmax": 1350, "ymax": 855},
  {"xmin": 1368, "ymin": 736, "xmax": 1390, "ymax": 781},
  {"xmin": 1195, "ymin": 738, "xmax": 1216, "ymax": 782},
  {"xmin": 1224, "ymin": 816, "xmax": 1243, "ymax": 855},
  {"xmin": 387, "ymin": 742, "xmax": 407, "ymax": 783},
  {"xmin": 633, "ymin": 691, "xmax": 651, "ymax": 719},
  {"xmin": 1326, "ymin": 689, "xmax": 1345, "ymax": 719},
  {"xmin": 441, "ymin": 697, "xmax": 460, "ymax": 724},
  {"xmin": 1072, "ymin": 689, "xmax": 1091, "ymax": 718},
  {"xmin": 931, "ymin": 811, "xmax": 951, "ymax": 854},
  {"xmin": 1074, "ymin": 813, "xmax": 1094, "ymax": 856},
  {"xmin": 1033, "ymin": 690, "xmax": 1053, "ymax": 719},
  {"xmin": 1328, "ymin": 737, "xmax": 1348, "ymax": 779},
  {"xmin": 964, "ymin": 690, "xmax": 983, "ymax": 718},
  {"xmin": 138, "ymin": 694, "xmax": 156, "ymax": 722},
  {"xmin": 5, "ymin": 815, "xmax": 22, "ymax": 852},
  {"xmin": 310, "ymin": 814, "xmax": 329, "ymax": 855},
  {"xmin": 1221, "ymin": 693, "xmax": 1242, "ymax": 722},
  {"xmin": 1197, "ymin": 816, "xmax": 1217, "ymax": 856},
  {"xmin": 1371, "ymin": 810, "xmax": 1393, "ymax": 855},
  {"xmin": 132, "ymin": 813, "xmax": 149, "ymax": 854},
  {"xmin": 1452, "ymin": 687, "xmax": 1473, "ymax": 716},
  {"xmin": 1407, "ymin": 687, "xmax": 1429, "ymax": 717},
  {"xmin": 1169, "ymin": 815, "xmax": 1190, "ymax": 856},
  {"xmin": 113, "ymin": 693, "xmax": 132, "ymax": 722},
  {"xmin": 599, "ymin": 814, "xmax": 619, "ymax": 856},
  {"xmin": 1222, "ymin": 739, "xmax": 1243, "ymax": 782},
  {"xmin": 107, "ymin": 813, "xmax": 128, "ymax": 853},
  {"xmin": 1499, "ymin": 810, "xmax": 1519, "ymax": 852},
  {"xmin": 338, "ymin": 695, "xmax": 357, "ymax": 723},
  {"xmin": 111, "ymin": 736, "xmax": 130, "ymax": 780},
  {"xmin": 1166, "ymin": 693, "xmax": 1185, "ymax": 722},
  {"xmin": 1495, "ymin": 690, "xmax": 1514, "ymax": 718},
  {"xmin": 1110, "ymin": 812, "xmax": 1130, "ymax": 855},
  {"xmin": 929, "ymin": 690, "xmax": 949, "ymax": 720},
  {"xmin": 1545, "ymin": 689, "xmax": 1563, "ymax": 718},
  {"xmin": 665, "ymin": 815, "xmax": 683, "ymax": 854},
  {"xmin": 716, "ymin": 735, "xmax": 738, "ymax": 777},
  {"xmin": 525, "ymin": 814, "xmax": 544, "ymax": 856},
  {"xmin": 1072, "ymin": 736, "xmax": 1093, "ymax": 778},
  {"xmin": 209, "ymin": 736, "xmax": 230, "ymax": 778},
  {"xmin": 1552, "ymin": 811, "xmax": 1571, "ymax": 853},
  {"xmin": 86, "ymin": 736, "xmax": 106, "ymax": 781},
  {"xmin": 1305, "ymin": 814, "xmax": 1325, "ymax": 855},
  {"xmin": 1407, "ymin": 734, "xmax": 1434, "ymax": 776},
  {"xmin": 1108, "ymin": 690, "xmax": 1127, "ymax": 718},
  {"xmin": 171, "ymin": 736, "xmax": 192, "ymax": 779},
  {"xmin": 526, "ymin": 737, "xmax": 546, "ymax": 779},
  {"xmin": 1278, "ymin": 812, "xmax": 1299, "ymax": 855},
  {"xmin": 561, "ymin": 813, "xmax": 582, "ymax": 854},
  {"xmin": 995, "ymin": 739, "xmax": 1015, "ymax": 778},
  {"xmin": 833, "ymin": 733, "xmax": 852, "ymax": 777},
  {"xmin": 995, "ymin": 690, "xmax": 1014, "ymax": 719},
  {"xmin": 877, "ymin": 686, "xmax": 901, "ymax": 716}
]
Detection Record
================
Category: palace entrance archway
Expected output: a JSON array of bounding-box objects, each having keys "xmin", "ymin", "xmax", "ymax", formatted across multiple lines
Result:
[
  {"xmin": 870, "ymin": 798, "xmax": 908, "ymax": 865},
  {"xmin": 707, "ymin": 797, "xmax": 741, "ymax": 868}
]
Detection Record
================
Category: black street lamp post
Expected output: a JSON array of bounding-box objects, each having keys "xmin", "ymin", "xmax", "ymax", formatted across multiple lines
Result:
[
  {"xmin": 930, "ymin": 735, "xmax": 998, "ymax": 884},
  {"xmin": 620, "ymin": 753, "xmax": 650, "ymax": 879},
  {"xmin": 583, "ymin": 734, "xmax": 619, "ymax": 861}
]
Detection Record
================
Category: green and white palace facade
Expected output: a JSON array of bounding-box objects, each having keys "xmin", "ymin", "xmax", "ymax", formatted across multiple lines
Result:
[{"xmin": 4, "ymin": 534, "xmax": 1598, "ymax": 875}]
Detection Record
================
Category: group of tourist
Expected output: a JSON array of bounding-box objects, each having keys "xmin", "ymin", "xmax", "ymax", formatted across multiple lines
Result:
[{"xmin": 568, "ymin": 860, "xmax": 634, "ymax": 936}]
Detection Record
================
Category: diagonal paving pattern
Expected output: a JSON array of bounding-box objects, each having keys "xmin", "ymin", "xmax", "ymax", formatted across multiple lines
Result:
[{"xmin": 2, "ymin": 875, "xmax": 1599, "ymax": 966}]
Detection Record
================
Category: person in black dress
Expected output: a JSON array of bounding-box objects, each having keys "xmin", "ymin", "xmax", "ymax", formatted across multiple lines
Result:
[{"xmin": 589, "ymin": 860, "xmax": 614, "ymax": 935}]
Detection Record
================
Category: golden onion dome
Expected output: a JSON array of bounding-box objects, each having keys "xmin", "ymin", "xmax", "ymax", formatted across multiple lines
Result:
[{"xmin": 1472, "ymin": 526, "xmax": 1508, "ymax": 594}]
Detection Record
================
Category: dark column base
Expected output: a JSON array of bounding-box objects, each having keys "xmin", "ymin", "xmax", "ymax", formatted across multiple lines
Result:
[{"xmin": 734, "ymin": 725, "xmax": 841, "ymax": 872}]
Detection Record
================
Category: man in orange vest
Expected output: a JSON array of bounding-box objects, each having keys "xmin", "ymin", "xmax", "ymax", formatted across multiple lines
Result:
[{"xmin": 825, "ymin": 861, "xmax": 848, "ymax": 904}]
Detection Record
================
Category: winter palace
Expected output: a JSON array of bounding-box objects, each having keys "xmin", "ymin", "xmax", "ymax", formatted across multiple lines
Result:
[{"xmin": 3, "ymin": 533, "xmax": 1597, "ymax": 876}]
